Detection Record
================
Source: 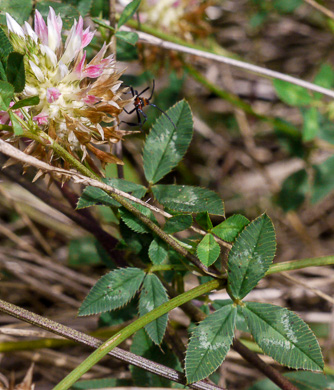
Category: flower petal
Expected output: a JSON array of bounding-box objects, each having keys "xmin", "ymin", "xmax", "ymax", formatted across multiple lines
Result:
[
  {"xmin": 34, "ymin": 9, "xmax": 48, "ymax": 45},
  {"xmin": 81, "ymin": 27, "xmax": 94, "ymax": 49},
  {"xmin": 40, "ymin": 44, "xmax": 57, "ymax": 68},
  {"xmin": 83, "ymin": 65, "xmax": 103, "ymax": 78},
  {"xmin": 46, "ymin": 87, "xmax": 61, "ymax": 103},
  {"xmin": 6, "ymin": 13, "xmax": 25, "ymax": 38},
  {"xmin": 61, "ymin": 19, "xmax": 82, "ymax": 64},
  {"xmin": 74, "ymin": 51, "xmax": 86, "ymax": 75},
  {"xmin": 33, "ymin": 112, "xmax": 49, "ymax": 125},
  {"xmin": 24, "ymin": 21, "xmax": 38, "ymax": 42},
  {"xmin": 47, "ymin": 7, "xmax": 62, "ymax": 51},
  {"xmin": 28, "ymin": 60, "xmax": 45, "ymax": 82}
]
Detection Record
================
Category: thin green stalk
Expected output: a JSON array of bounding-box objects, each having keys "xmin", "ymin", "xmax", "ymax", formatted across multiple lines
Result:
[
  {"xmin": 185, "ymin": 64, "xmax": 300, "ymax": 138},
  {"xmin": 149, "ymin": 264, "xmax": 187, "ymax": 272},
  {"xmin": 266, "ymin": 256, "xmax": 334, "ymax": 275},
  {"xmin": 53, "ymin": 278, "xmax": 224, "ymax": 390}
]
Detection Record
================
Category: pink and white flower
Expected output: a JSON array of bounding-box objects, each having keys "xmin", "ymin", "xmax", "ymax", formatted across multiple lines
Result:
[{"xmin": 3, "ymin": 7, "xmax": 131, "ymax": 166}]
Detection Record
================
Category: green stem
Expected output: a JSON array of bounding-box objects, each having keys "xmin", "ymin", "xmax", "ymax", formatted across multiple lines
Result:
[
  {"xmin": 185, "ymin": 64, "xmax": 300, "ymax": 139},
  {"xmin": 53, "ymin": 278, "xmax": 223, "ymax": 390},
  {"xmin": 149, "ymin": 264, "xmax": 187, "ymax": 273},
  {"xmin": 266, "ymin": 256, "xmax": 334, "ymax": 275}
]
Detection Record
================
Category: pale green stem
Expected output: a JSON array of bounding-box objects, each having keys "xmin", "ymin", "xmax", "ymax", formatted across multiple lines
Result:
[
  {"xmin": 149, "ymin": 264, "xmax": 188, "ymax": 273},
  {"xmin": 149, "ymin": 256, "xmax": 334, "ymax": 277},
  {"xmin": 266, "ymin": 256, "xmax": 334, "ymax": 275},
  {"xmin": 53, "ymin": 278, "xmax": 223, "ymax": 390}
]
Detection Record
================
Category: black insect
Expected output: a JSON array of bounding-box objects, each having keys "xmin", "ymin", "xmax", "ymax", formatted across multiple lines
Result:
[{"xmin": 123, "ymin": 80, "xmax": 176, "ymax": 130}]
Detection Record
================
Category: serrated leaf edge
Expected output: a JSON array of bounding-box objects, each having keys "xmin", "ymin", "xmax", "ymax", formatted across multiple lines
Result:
[
  {"xmin": 79, "ymin": 267, "xmax": 146, "ymax": 316},
  {"xmin": 143, "ymin": 99, "xmax": 193, "ymax": 184},
  {"xmin": 242, "ymin": 303, "xmax": 324, "ymax": 371},
  {"xmin": 228, "ymin": 212, "xmax": 276, "ymax": 299},
  {"xmin": 152, "ymin": 184, "xmax": 225, "ymax": 217},
  {"xmin": 139, "ymin": 274, "xmax": 169, "ymax": 345},
  {"xmin": 185, "ymin": 305, "xmax": 236, "ymax": 384}
]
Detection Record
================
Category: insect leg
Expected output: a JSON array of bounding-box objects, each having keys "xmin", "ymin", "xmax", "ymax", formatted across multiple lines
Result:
[
  {"xmin": 123, "ymin": 107, "xmax": 137, "ymax": 115},
  {"xmin": 149, "ymin": 103, "xmax": 176, "ymax": 129},
  {"xmin": 148, "ymin": 80, "xmax": 155, "ymax": 100}
]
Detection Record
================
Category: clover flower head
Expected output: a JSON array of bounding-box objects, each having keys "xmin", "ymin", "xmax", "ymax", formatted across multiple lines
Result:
[
  {"xmin": 137, "ymin": 0, "xmax": 209, "ymax": 40},
  {"xmin": 4, "ymin": 7, "xmax": 132, "ymax": 167}
]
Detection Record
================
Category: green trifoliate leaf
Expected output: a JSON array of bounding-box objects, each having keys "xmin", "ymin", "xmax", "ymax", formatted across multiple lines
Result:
[
  {"xmin": 196, "ymin": 233, "xmax": 220, "ymax": 267},
  {"xmin": 152, "ymin": 184, "xmax": 224, "ymax": 216},
  {"xmin": 185, "ymin": 304, "xmax": 236, "ymax": 384},
  {"xmin": 118, "ymin": 0, "xmax": 141, "ymax": 28},
  {"xmin": 77, "ymin": 178, "xmax": 147, "ymax": 209},
  {"xmin": 79, "ymin": 267, "xmax": 145, "ymax": 316},
  {"xmin": 139, "ymin": 274, "xmax": 169, "ymax": 345},
  {"xmin": 211, "ymin": 214, "xmax": 249, "ymax": 242},
  {"xmin": 6, "ymin": 52, "xmax": 25, "ymax": 93},
  {"xmin": 227, "ymin": 213, "xmax": 276, "ymax": 300},
  {"xmin": 242, "ymin": 302, "xmax": 324, "ymax": 371},
  {"xmin": 148, "ymin": 237, "xmax": 168, "ymax": 265},
  {"xmin": 143, "ymin": 100, "xmax": 193, "ymax": 184},
  {"xmin": 163, "ymin": 214, "xmax": 193, "ymax": 234}
]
